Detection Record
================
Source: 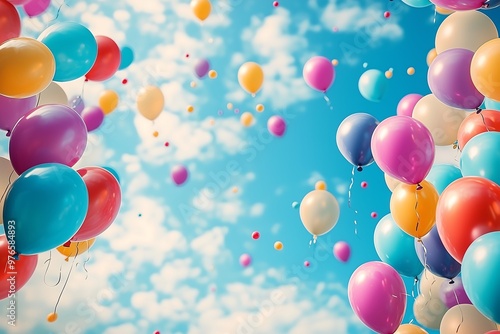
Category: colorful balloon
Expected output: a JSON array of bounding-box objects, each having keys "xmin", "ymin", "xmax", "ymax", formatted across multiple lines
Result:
[
  {"xmin": 81, "ymin": 106, "xmax": 104, "ymax": 132},
  {"xmin": 461, "ymin": 132, "xmax": 500, "ymax": 185},
  {"xmin": 239, "ymin": 253, "xmax": 251, "ymax": 267},
  {"xmin": 303, "ymin": 56, "xmax": 335, "ymax": 93},
  {"xmin": 171, "ymin": 165, "xmax": 188, "ymax": 186},
  {"xmin": 191, "ymin": 0, "xmax": 211, "ymax": 21},
  {"xmin": 396, "ymin": 93, "xmax": 422, "ymax": 117},
  {"xmin": 99, "ymin": 90, "xmax": 119, "ymax": 115},
  {"xmin": 0, "ymin": 0, "xmax": 21, "ymax": 44},
  {"xmin": 69, "ymin": 95, "xmax": 85, "ymax": 114},
  {"xmin": 457, "ymin": 109, "xmax": 500, "ymax": 150},
  {"xmin": 85, "ymin": 36, "xmax": 121, "ymax": 82},
  {"xmin": 118, "ymin": 46, "xmax": 134, "ymax": 70},
  {"xmin": 440, "ymin": 304, "xmax": 497, "ymax": 334},
  {"xmin": 267, "ymin": 115, "xmax": 286, "ymax": 137},
  {"xmin": 430, "ymin": 0, "xmax": 484, "ymax": 10},
  {"xmin": 57, "ymin": 238, "xmax": 96, "ymax": 259},
  {"xmin": 394, "ymin": 324, "xmax": 428, "ymax": 334},
  {"xmin": 425, "ymin": 164, "xmax": 462, "ymax": 195},
  {"xmin": 402, "ymin": 0, "xmax": 432, "ymax": 7},
  {"xmin": 358, "ymin": 69, "xmax": 387, "ymax": 102},
  {"xmin": 384, "ymin": 173, "xmax": 401, "ymax": 192},
  {"xmin": 299, "ymin": 190, "xmax": 340, "ymax": 238},
  {"xmin": 23, "ymin": 0, "xmax": 50, "ymax": 17},
  {"xmin": 439, "ymin": 277, "xmax": 472, "ymax": 308},
  {"xmin": 484, "ymin": 97, "xmax": 500, "ymax": 110},
  {"xmin": 413, "ymin": 294, "xmax": 448, "ymax": 330},
  {"xmin": 333, "ymin": 241, "xmax": 351, "ymax": 263},
  {"xmin": 37, "ymin": 82, "xmax": 68, "ymax": 106},
  {"xmin": 0, "ymin": 94, "xmax": 37, "ymax": 135},
  {"xmin": 471, "ymin": 38, "xmax": 500, "ymax": 102},
  {"xmin": 137, "ymin": 86, "xmax": 164, "ymax": 121},
  {"xmin": 194, "ymin": 58, "xmax": 210, "ymax": 78},
  {"xmin": 238, "ymin": 62, "xmax": 264, "ymax": 96}
]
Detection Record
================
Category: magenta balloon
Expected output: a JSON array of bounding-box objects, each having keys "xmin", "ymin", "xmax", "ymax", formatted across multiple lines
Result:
[
  {"xmin": 371, "ymin": 116, "xmax": 435, "ymax": 185},
  {"xmin": 430, "ymin": 0, "xmax": 485, "ymax": 10},
  {"xmin": 440, "ymin": 277, "xmax": 472, "ymax": 308},
  {"xmin": 81, "ymin": 106, "xmax": 104, "ymax": 132},
  {"xmin": 9, "ymin": 104, "xmax": 87, "ymax": 175},
  {"xmin": 397, "ymin": 93, "xmax": 422, "ymax": 117},
  {"xmin": 194, "ymin": 58, "xmax": 210, "ymax": 79},
  {"xmin": 333, "ymin": 241, "xmax": 351, "ymax": 262},
  {"xmin": 23, "ymin": 0, "xmax": 51, "ymax": 17},
  {"xmin": 171, "ymin": 165, "xmax": 188, "ymax": 186},
  {"xmin": 303, "ymin": 56, "xmax": 335, "ymax": 93},
  {"xmin": 348, "ymin": 261, "xmax": 406, "ymax": 333},
  {"xmin": 239, "ymin": 253, "xmax": 251, "ymax": 267},
  {"xmin": 0, "ymin": 94, "xmax": 38, "ymax": 135},
  {"xmin": 428, "ymin": 48, "xmax": 484, "ymax": 110},
  {"xmin": 267, "ymin": 115, "xmax": 286, "ymax": 137}
]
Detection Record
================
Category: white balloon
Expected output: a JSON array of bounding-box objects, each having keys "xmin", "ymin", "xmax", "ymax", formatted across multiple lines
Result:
[
  {"xmin": 37, "ymin": 82, "xmax": 69, "ymax": 107},
  {"xmin": 420, "ymin": 269, "xmax": 450, "ymax": 300},
  {"xmin": 414, "ymin": 294, "xmax": 448, "ymax": 329},
  {"xmin": 440, "ymin": 304, "xmax": 497, "ymax": 334},
  {"xmin": 299, "ymin": 190, "xmax": 339, "ymax": 237},
  {"xmin": 0, "ymin": 158, "xmax": 18, "ymax": 226}
]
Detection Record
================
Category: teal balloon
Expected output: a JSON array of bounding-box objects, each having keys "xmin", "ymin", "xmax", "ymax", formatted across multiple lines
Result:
[
  {"xmin": 484, "ymin": 97, "xmax": 500, "ymax": 111},
  {"xmin": 461, "ymin": 132, "xmax": 500, "ymax": 186},
  {"xmin": 38, "ymin": 22, "xmax": 97, "ymax": 82},
  {"xmin": 103, "ymin": 166, "xmax": 120, "ymax": 183},
  {"xmin": 374, "ymin": 213, "xmax": 424, "ymax": 278},
  {"xmin": 402, "ymin": 0, "xmax": 433, "ymax": 7},
  {"xmin": 118, "ymin": 46, "xmax": 134, "ymax": 70},
  {"xmin": 3, "ymin": 163, "xmax": 88, "ymax": 255},
  {"xmin": 462, "ymin": 231, "xmax": 500, "ymax": 323},
  {"xmin": 425, "ymin": 164, "xmax": 462, "ymax": 194},
  {"xmin": 358, "ymin": 69, "xmax": 387, "ymax": 102}
]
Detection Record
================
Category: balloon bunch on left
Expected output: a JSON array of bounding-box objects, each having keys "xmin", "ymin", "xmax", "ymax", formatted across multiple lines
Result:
[{"xmin": 0, "ymin": 0, "xmax": 122, "ymax": 301}]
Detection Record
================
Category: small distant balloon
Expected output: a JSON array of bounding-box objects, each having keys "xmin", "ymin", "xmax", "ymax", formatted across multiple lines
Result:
[
  {"xmin": 361, "ymin": 181, "xmax": 368, "ymax": 188},
  {"xmin": 153, "ymin": 131, "xmax": 159, "ymax": 137},
  {"xmin": 256, "ymin": 104, "xmax": 264, "ymax": 112},
  {"xmin": 315, "ymin": 181, "xmax": 327, "ymax": 190},
  {"xmin": 384, "ymin": 11, "xmax": 390, "ymax": 18},
  {"xmin": 69, "ymin": 95, "xmax": 85, "ymax": 114},
  {"xmin": 292, "ymin": 201, "xmax": 299, "ymax": 209},
  {"xmin": 267, "ymin": 115, "xmax": 286, "ymax": 137},
  {"xmin": 208, "ymin": 70, "xmax": 217, "ymax": 79},
  {"xmin": 239, "ymin": 253, "xmax": 252, "ymax": 267},
  {"xmin": 47, "ymin": 312, "xmax": 57, "ymax": 323},
  {"xmin": 304, "ymin": 261, "xmax": 310, "ymax": 267},
  {"xmin": 332, "ymin": 59, "xmax": 339, "ymax": 66},
  {"xmin": 385, "ymin": 70, "xmax": 393, "ymax": 79},
  {"xmin": 171, "ymin": 165, "xmax": 188, "ymax": 186},
  {"xmin": 194, "ymin": 58, "xmax": 210, "ymax": 78},
  {"xmin": 363, "ymin": 62, "xmax": 368, "ymax": 68},
  {"xmin": 227, "ymin": 102, "xmax": 233, "ymax": 110},
  {"xmin": 190, "ymin": 81, "xmax": 197, "ymax": 88},
  {"xmin": 273, "ymin": 1, "xmax": 279, "ymax": 6},
  {"xmin": 153, "ymin": 330, "xmax": 160, "ymax": 334},
  {"xmin": 240, "ymin": 112, "xmax": 254, "ymax": 127},
  {"xmin": 274, "ymin": 241, "xmax": 283, "ymax": 250},
  {"xmin": 371, "ymin": 212, "xmax": 378, "ymax": 218},
  {"xmin": 187, "ymin": 105, "xmax": 194, "ymax": 113},
  {"xmin": 333, "ymin": 241, "xmax": 351, "ymax": 262},
  {"xmin": 358, "ymin": 69, "xmax": 387, "ymax": 102},
  {"xmin": 252, "ymin": 231, "xmax": 260, "ymax": 239},
  {"xmin": 407, "ymin": 67, "xmax": 415, "ymax": 75},
  {"xmin": 231, "ymin": 186, "xmax": 238, "ymax": 193}
]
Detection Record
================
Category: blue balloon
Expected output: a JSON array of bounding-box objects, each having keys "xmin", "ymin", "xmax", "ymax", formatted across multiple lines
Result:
[
  {"xmin": 484, "ymin": 97, "xmax": 500, "ymax": 110},
  {"xmin": 102, "ymin": 166, "xmax": 120, "ymax": 183},
  {"xmin": 358, "ymin": 69, "xmax": 387, "ymax": 102},
  {"xmin": 38, "ymin": 22, "xmax": 97, "ymax": 82},
  {"xmin": 483, "ymin": 0, "xmax": 500, "ymax": 9},
  {"xmin": 3, "ymin": 163, "xmax": 88, "ymax": 255},
  {"xmin": 336, "ymin": 113, "xmax": 379, "ymax": 169},
  {"xmin": 415, "ymin": 226, "xmax": 461, "ymax": 279},
  {"xmin": 118, "ymin": 46, "xmax": 134, "ymax": 70},
  {"xmin": 374, "ymin": 213, "xmax": 424, "ymax": 278},
  {"xmin": 462, "ymin": 231, "xmax": 500, "ymax": 323},
  {"xmin": 402, "ymin": 0, "xmax": 433, "ymax": 7},
  {"xmin": 425, "ymin": 164, "xmax": 462, "ymax": 194},
  {"xmin": 461, "ymin": 132, "xmax": 500, "ymax": 186}
]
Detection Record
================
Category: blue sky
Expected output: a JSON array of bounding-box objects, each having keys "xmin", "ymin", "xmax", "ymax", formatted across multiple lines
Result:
[{"xmin": 1, "ymin": 0, "xmax": 500, "ymax": 333}]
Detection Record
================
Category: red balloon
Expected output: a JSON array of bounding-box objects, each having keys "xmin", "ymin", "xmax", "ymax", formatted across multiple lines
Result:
[
  {"xmin": 0, "ymin": 0, "xmax": 21, "ymax": 44},
  {"xmin": 457, "ymin": 109, "xmax": 500, "ymax": 150},
  {"xmin": 0, "ymin": 235, "xmax": 38, "ymax": 300},
  {"xmin": 71, "ymin": 167, "xmax": 121, "ymax": 241},
  {"xmin": 85, "ymin": 36, "xmax": 121, "ymax": 82},
  {"xmin": 6, "ymin": 0, "xmax": 30, "ymax": 4},
  {"xmin": 436, "ymin": 177, "xmax": 500, "ymax": 263}
]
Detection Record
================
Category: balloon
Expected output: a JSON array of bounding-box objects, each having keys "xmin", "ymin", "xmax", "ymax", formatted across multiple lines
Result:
[
  {"xmin": 71, "ymin": 167, "xmax": 121, "ymax": 242},
  {"xmin": 436, "ymin": 176, "xmax": 500, "ymax": 263},
  {"xmin": 435, "ymin": 5, "xmax": 455, "ymax": 14},
  {"xmin": 0, "ymin": 0, "xmax": 21, "ymax": 44},
  {"xmin": 239, "ymin": 253, "xmax": 251, "ymax": 267},
  {"xmin": 430, "ymin": 0, "xmax": 484, "ymax": 10},
  {"xmin": 348, "ymin": 261, "xmax": 406, "ymax": 334},
  {"xmin": 374, "ymin": 213, "xmax": 424, "ymax": 277},
  {"xmin": 413, "ymin": 294, "xmax": 448, "ymax": 329},
  {"xmin": 267, "ymin": 115, "xmax": 286, "ymax": 137},
  {"xmin": 471, "ymin": 38, "xmax": 500, "ymax": 102},
  {"xmin": 137, "ymin": 86, "xmax": 164, "ymax": 121},
  {"xmin": 420, "ymin": 268, "xmax": 450, "ymax": 300},
  {"xmin": 412, "ymin": 94, "xmax": 466, "ymax": 146},
  {"xmin": 483, "ymin": 0, "xmax": 500, "ymax": 8},
  {"xmin": 462, "ymin": 232, "xmax": 500, "ymax": 323},
  {"xmin": 439, "ymin": 277, "xmax": 472, "ymax": 308},
  {"xmin": 461, "ymin": 132, "xmax": 500, "ymax": 185},
  {"xmin": 435, "ymin": 11, "xmax": 498, "ymax": 54},
  {"xmin": 333, "ymin": 241, "xmax": 351, "ymax": 263},
  {"xmin": 171, "ymin": 165, "xmax": 188, "ymax": 186},
  {"xmin": 3, "ymin": 163, "xmax": 88, "ymax": 255},
  {"xmin": 0, "ymin": 235, "xmax": 38, "ymax": 300},
  {"xmin": 81, "ymin": 106, "xmax": 104, "ymax": 132},
  {"xmin": 299, "ymin": 190, "xmax": 340, "ymax": 238},
  {"xmin": 99, "ymin": 90, "xmax": 119, "ymax": 115},
  {"xmin": 402, "ymin": 0, "xmax": 433, "ymax": 7},
  {"xmin": 394, "ymin": 324, "xmax": 428, "ymax": 334},
  {"xmin": 303, "ymin": 56, "xmax": 335, "ymax": 93},
  {"xmin": 358, "ymin": 69, "xmax": 387, "ymax": 102},
  {"xmin": 85, "ymin": 36, "xmax": 121, "ymax": 82},
  {"xmin": 194, "ymin": 58, "xmax": 210, "ymax": 79},
  {"xmin": 6, "ymin": 0, "xmax": 30, "ymax": 4},
  {"xmin": 371, "ymin": 116, "xmax": 435, "ymax": 185},
  {"xmin": 485, "ymin": 97, "xmax": 500, "ymax": 110},
  {"xmin": 191, "ymin": 0, "xmax": 211, "ymax": 21},
  {"xmin": 38, "ymin": 22, "xmax": 97, "ymax": 82},
  {"xmin": 426, "ymin": 48, "xmax": 437, "ymax": 66},
  {"xmin": 440, "ymin": 304, "xmax": 497, "ymax": 334},
  {"xmin": 336, "ymin": 113, "xmax": 379, "ymax": 169},
  {"xmin": 397, "ymin": 93, "xmax": 422, "ymax": 117},
  {"xmin": 0, "ymin": 94, "xmax": 37, "ymax": 135},
  {"xmin": 425, "ymin": 164, "xmax": 462, "ymax": 194},
  {"xmin": 118, "ymin": 46, "xmax": 134, "ymax": 70},
  {"xmin": 238, "ymin": 62, "xmax": 264, "ymax": 96},
  {"xmin": 57, "ymin": 238, "xmax": 95, "ymax": 259},
  {"xmin": 384, "ymin": 173, "xmax": 401, "ymax": 192},
  {"xmin": 23, "ymin": 0, "xmax": 50, "ymax": 17},
  {"xmin": 428, "ymin": 48, "xmax": 484, "ymax": 110},
  {"xmin": 37, "ymin": 82, "xmax": 68, "ymax": 106},
  {"xmin": 69, "ymin": 95, "xmax": 85, "ymax": 114},
  {"xmin": 0, "ymin": 37, "xmax": 55, "ymax": 98},
  {"xmin": 0, "ymin": 158, "xmax": 18, "ymax": 226},
  {"xmin": 102, "ymin": 166, "xmax": 120, "ymax": 183},
  {"xmin": 457, "ymin": 109, "xmax": 500, "ymax": 150}
]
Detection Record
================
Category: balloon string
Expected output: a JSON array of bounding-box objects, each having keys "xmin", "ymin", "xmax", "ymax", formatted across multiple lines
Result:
[
  {"xmin": 453, "ymin": 286, "xmax": 463, "ymax": 333},
  {"xmin": 53, "ymin": 243, "xmax": 79, "ymax": 315},
  {"xmin": 323, "ymin": 93, "xmax": 333, "ymax": 110},
  {"xmin": 80, "ymin": 79, "xmax": 87, "ymax": 99},
  {"xmin": 433, "ymin": 6, "xmax": 437, "ymax": 24},
  {"xmin": 309, "ymin": 235, "xmax": 317, "ymax": 247},
  {"xmin": 414, "ymin": 184, "xmax": 422, "ymax": 232},
  {"xmin": 411, "ymin": 277, "xmax": 419, "ymax": 301},
  {"xmin": 43, "ymin": 251, "xmax": 62, "ymax": 287},
  {"xmin": 76, "ymin": 241, "xmax": 91, "ymax": 280},
  {"xmin": 418, "ymin": 238, "xmax": 429, "ymax": 275},
  {"xmin": 0, "ymin": 170, "xmax": 15, "ymax": 204},
  {"xmin": 348, "ymin": 166, "xmax": 359, "ymax": 236},
  {"xmin": 479, "ymin": 111, "xmax": 490, "ymax": 132}
]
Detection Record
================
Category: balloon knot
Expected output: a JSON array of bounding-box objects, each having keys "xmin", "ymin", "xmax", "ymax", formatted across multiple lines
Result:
[
  {"xmin": 5, "ymin": 131, "xmax": 11, "ymax": 137},
  {"xmin": 13, "ymin": 253, "xmax": 19, "ymax": 261},
  {"xmin": 357, "ymin": 166, "xmax": 363, "ymax": 172},
  {"xmin": 476, "ymin": 107, "xmax": 482, "ymax": 114},
  {"xmin": 62, "ymin": 241, "xmax": 71, "ymax": 247},
  {"xmin": 449, "ymin": 279, "xmax": 455, "ymax": 284},
  {"xmin": 416, "ymin": 183, "xmax": 423, "ymax": 190},
  {"xmin": 417, "ymin": 238, "xmax": 422, "ymax": 243}
]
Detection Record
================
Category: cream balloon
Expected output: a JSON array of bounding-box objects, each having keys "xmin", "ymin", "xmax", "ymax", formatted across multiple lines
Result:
[
  {"xmin": 137, "ymin": 85, "xmax": 164, "ymax": 121},
  {"xmin": 299, "ymin": 190, "xmax": 340, "ymax": 238},
  {"xmin": 420, "ymin": 269, "xmax": 450, "ymax": 300},
  {"xmin": 436, "ymin": 11, "xmax": 498, "ymax": 54},
  {"xmin": 384, "ymin": 173, "xmax": 401, "ymax": 192},
  {"xmin": 394, "ymin": 323, "xmax": 428, "ymax": 334},
  {"xmin": 412, "ymin": 94, "xmax": 467, "ymax": 146},
  {"xmin": 37, "ymin": 82, "xmax": 69, "ymax": 106},
  {"xmin": 0, "ymin": 158, "xmax": 18, "ymax": 225},
  {"xmin": 440, "ymin": 304, "xmax": 497, "ymax": 334},
  {"xmin": 413, "ymin": 294, "xmax": 448, "ymax": 329}
]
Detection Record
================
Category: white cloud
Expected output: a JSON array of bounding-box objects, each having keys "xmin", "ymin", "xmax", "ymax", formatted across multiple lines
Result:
[
  {"xmin": 151, "ymin": 258, "xmax": 201, "ymax": 295},
  {"xmin": 190, "ymin": 226, "xmax": 231, "ymax": 270},
  {"xmin": 306, "ymin": 171, "xmax": 325, "ymax": 186},
  {"xmin": 250, "ymin": 203, "xmax": 265, "ymax": 217}
]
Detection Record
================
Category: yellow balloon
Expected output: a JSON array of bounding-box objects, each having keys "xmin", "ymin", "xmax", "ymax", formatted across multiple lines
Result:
[
  {"xmin": 99, "ymin": 90, "xmax": 119, "ymax": 115},
  {"xmin": 208, "ymin": 70, "xmax": 217, "ymax": 79},
  {"xmin": 187, "ymin": 105, "xmax": 194, "ymax": 113},
  {"xmin": 426, "ymin": 48, "xmax": 437, "ymax": 66},
  {"xmin": 240, "ymin": 112, "xmax": 254, "ymax": 127},
  {"xmin": 136, "ymin": 85, "xmax": 164, "ymax": 121},
  {"xmin": 407, "ymin": 67, "xmax": 415, "ymax": 75},
  {"xmin": 57, "ymin": 238, "xmax": 96, "ymax": 260},
  {"xmin": 0, "ymin": 37, "xmax": 55, "ymax": 98},
  {"xmin": 256, "ymin": 104, "xmax": 264, "ymax": 112},
  {"xmin": 395, "ymin": 324, "xmax": 428, "ymax": 334},
  {"xmin": 315, "ymin": 181, "xmax": 327, "ymax": 190},
  {"xmin": 191, "ymin": 0, "xmax": 211, "ymax": 21},
  {"xmin": 390, "ymin": 180, "xmax": 438, "ymax": 238},
  {"xmin": 238, "ymin": 62, "xmax": 264, "ymax": 96},
  {"xmin": 471, "ymin": 38, "xmax": 500, "ymax": 101},
  {"xmin": 385, "ymin": 70, "xmax": 393, "ymax": 79}
]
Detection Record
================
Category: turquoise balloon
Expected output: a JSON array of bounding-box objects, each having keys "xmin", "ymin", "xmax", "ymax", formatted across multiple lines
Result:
[
  {"xmin": 425, "ymin": 164, "xmax": 462, "ymax": 194},
  {"xmin": 38, "ymin": 22, "xmax": 97, "ymax": 82},
  {"xmin": 484, "ymin": 97, "xmax": 500, "ymax": 111},
  {"xmin": 402, "ymin": 0, "xmax": 433, "ymax": 7},
  {"xmin": 3, "ymin": 163, "xmax": 88, "ymax": 255},
  {"xmin": 461, "ymin": 132, "xmax": 500, "ymax": 186},
  {"xmin": 118, "ymin": 46, "xmax": 134, "ymax": 70},
  {"xmin": 358, "ymin": 69, "xmax": 387, "ymax": 102},
  {"xmin": 102, "ymin": 166, "xmax": 120, "ymax": 183},
  {"xmin": 462, "ymin": 231, "xmax": 500, "ymax": 323},
  {"xmin": 374, "ymin": 213, "xmax": 424, "ymax": 278}
]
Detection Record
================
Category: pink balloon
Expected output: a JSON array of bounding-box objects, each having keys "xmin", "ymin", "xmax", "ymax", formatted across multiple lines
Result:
[
  {"xmin": 7, "ymin": 0, "xmax": 30, "ymax": 5},
  {"xmin": 333, "ymin": 241, "xmax": 351, "ymax": 262},
  {"xmin": 239, "ymin": 253, "xmax": 251, "ymax": 267},
  {"xmin": 23, "ymin": 0, "xmax": 50, "ymax": 17},
  {"xmin": 81, "ymin": 106, "xmax": 104, "ymax": 132},
  {"xmin": 397, "ymin": 93, "xmax": 422, "ymax": 117},
  {"xmin": 371, "ymin": 116, "xmax": 435, "ymax": 185},
  {"xmin": 430, "ymin": 0, "xmax": 484, "ymax": 10},
  {"xmin": 348, "ymin": 261, "xmax": 406, "ymax": 334},
  {"xmin": 303, "ymin": 56, "xmax": 335, "ymax": 93},
  {"xmin": 171, "ymin": 165, "xmax": 188, "ymax": 186},
  {"xmin": 0, "ymin": 94, "xmax": 37, "ymax": 135},
  {"xmin": 267, "ymin": 115, "xmax": 286, "ymax": 137}
]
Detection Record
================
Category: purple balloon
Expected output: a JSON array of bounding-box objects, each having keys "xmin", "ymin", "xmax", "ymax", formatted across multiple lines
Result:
[
  {"xmin": 171, "ymin": 165, "xmax": 188, "ymax": 186},
  {"xmin": 194, "ymin": 59, "xmax": 210, "ymax": 79},
  {"xmin": 428, "ymin": 48, "xmax": 484, "ymax": 110},
  {"xmin": 9, "ymin": 104, "xmax": 88, "ymax": 175},
  {"xmin": 69, "ymin": 95, "xmax": 85, "ymax": 114},
  {"xmin": 0, "ymin": 94, "xmax": 38, "ymax": 135},
  {"xmin": 397, "ymin": 93, "xmax": 422, "ymax": 117},
  {"xmin": 371, "ymin": 116, "xmax": 435, "ymax": 185},
  {"xmin": 81, "ymin": 106, "xmax": 104, "ymax": 132},
  {"xmin": 430, "ymin": 0, "xmax": 484, "ymax": 10},
  {"xmin": 303, "ymin": 56, "xmax": 335, "ymax": 93},
  {"xmin": 348, "ymin": 261, "xmax": 406, "ymax": 333},
  {"xmin": 440, "ymin": 277, "xmax": 472, "ymax": 308},
  {"xmin": 267, "ymin": 116, "xmax": 286, "ymax": 137},
  {"xmin": 333, "ymin": 241, "xmax": 351, "ymax": 262},
  {"xmin": 23, "ymin": 0, "xmax": 51, "ymax": 17}
]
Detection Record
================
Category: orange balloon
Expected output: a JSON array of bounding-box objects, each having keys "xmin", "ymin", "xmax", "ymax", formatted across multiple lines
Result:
[
  {"xmin": 426, "ymin": 48, "xmax": 437, "ymax": 66},
  {"xmin": 57, "ymin": 238, "xmax": 96, "ymax": 259},
  {"xmin": 99, "ymin": 90, "xmax": 119, "ymax": 115},
  {"xmin": 395, "ymin": 324, "xmax": 428, "ymax": 334},
  {"xmin": 238, "ymin": 62, "xmax": 264, "ymax": 96},
  {"xmin": 191, "ymin": 0, "xmax": 211, "ymax": 21},
  {"xmin": 471, "ymin": 38, "xmax": 500, "ymax": 101},
  {"xmin": 457, "ymin": 109, "xmax": 500, "ymax": 150},
  {"xmin": 390, "ymin": 180, "xmax": 438, "ymax": 238}
]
